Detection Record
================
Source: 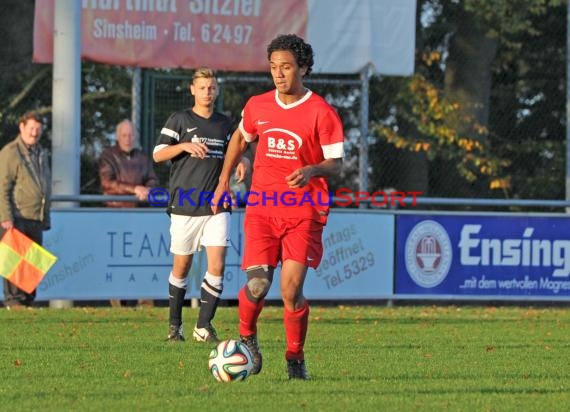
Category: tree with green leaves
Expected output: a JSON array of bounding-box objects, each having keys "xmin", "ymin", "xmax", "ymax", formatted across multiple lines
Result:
[{"xmin": 370, "ymin": 0, "xmax": 565, "ymax": 201}]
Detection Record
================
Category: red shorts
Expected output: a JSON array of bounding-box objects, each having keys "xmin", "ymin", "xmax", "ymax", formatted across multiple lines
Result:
[{"xmin": 242, "ymin": 214, "xmax": 325, "ymax": 269}]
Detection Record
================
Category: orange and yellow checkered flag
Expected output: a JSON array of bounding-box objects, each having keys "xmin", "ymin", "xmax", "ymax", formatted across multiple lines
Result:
[{"xmin": 0, "ymin": 228, "xmax": 57, "ymax": 293}]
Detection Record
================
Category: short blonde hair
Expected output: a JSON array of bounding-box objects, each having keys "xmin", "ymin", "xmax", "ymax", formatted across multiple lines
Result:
[{"xmin": 192, "ymin": 67, "xmax": 216, "ymax": 83}]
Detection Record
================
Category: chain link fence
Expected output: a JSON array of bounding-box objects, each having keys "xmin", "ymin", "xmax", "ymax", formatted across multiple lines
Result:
[
  {"xmin": 141, "ymin": 60, "xmax": 566, "ymax": 212},
  {"xmin": 141, "ymin": 71, "xmax": 364, "ymax": 194}
]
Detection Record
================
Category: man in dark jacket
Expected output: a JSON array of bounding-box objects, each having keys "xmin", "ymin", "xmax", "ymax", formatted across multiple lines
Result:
[
  {"xmin": 0, "ymin": 111, "xmax": 51, "ymax": 308},
  {"xmin": 99, "ymin": 119, "xmax": 158, "ymax": 208},
  {"xmin": 99, "ymin": 119, "xmax": 158, "ymax": 307}
]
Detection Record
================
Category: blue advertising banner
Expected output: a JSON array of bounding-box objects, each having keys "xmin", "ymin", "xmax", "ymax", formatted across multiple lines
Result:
[
  {"xmin": 396, "ymin": 214, "xmax": 570, "ymax": 297},
  {"xmin": 30, "ymin": 209, "xmax": 244, "ymax": 301},
  {"xmin": 1, "ymin": 209, "xmax": 394, "ymax": 301},
  {"xmin": 296, "ymin": 212, "xmax": 394, "ymax": 300}
]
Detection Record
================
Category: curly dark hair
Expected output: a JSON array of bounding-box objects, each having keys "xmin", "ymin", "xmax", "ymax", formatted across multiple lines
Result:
[{"xmin": 267, "ymin": 34, "xmax": 314, "ymax": 76}]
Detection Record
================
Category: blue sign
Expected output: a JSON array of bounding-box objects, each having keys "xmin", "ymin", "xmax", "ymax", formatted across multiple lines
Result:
[
  {"xmin": 396, "ymin": 214, "xmax": 570, "ymax": 297},
  {"xmin": 288, "ymin": 212, "xmax": 394, "ymax": 300},
  {"xmin": 31, "ymin": 209, "xmax": 244, "ymax": 301},
  {"xmin": 1, "ymin": 209, "xmax": 394, "ymax": 301}
]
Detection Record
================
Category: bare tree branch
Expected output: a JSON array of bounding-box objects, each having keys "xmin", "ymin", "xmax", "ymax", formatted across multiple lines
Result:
[{"xmin": 8, "ymin": 67, "xmax": 51, "ymax": 109}]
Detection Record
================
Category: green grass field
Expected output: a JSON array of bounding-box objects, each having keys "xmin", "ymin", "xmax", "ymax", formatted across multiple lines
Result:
[{"xmin": 1, "ymin": 304, "xmax": 569, "ymax": 411}]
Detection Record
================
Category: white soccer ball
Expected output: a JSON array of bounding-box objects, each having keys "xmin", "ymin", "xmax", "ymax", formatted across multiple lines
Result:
[{"xmin": 208, "ymin": 339, "xmax": 254, "ymax": 382}]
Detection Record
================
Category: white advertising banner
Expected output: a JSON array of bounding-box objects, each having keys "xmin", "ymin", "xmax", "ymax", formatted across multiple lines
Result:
[{"xmin": 307, "ymin": 0, "xmax": 416, "ymax": 75}]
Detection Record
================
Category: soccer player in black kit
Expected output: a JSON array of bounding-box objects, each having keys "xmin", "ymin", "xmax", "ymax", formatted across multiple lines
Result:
[{"xmin": 153, "ymin": 68, "xmax": 249, "ymax": 343}]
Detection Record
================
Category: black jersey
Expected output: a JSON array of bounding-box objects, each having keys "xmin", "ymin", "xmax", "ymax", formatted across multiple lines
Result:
[{"xmin": 155, "ymin": 109, "xmax": 232, "ymax": 216}]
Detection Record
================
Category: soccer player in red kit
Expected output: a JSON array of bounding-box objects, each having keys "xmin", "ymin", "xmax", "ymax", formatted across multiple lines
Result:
[{"xmin": 212, "ymin": 34, "xmax": 345, "ymax": 379}]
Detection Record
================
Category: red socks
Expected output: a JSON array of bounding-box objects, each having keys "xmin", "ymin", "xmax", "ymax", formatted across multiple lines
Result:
[
  {"xmin": 284, "ymin": 302, "xmax": 309, "ymax": 360},
  {"xmin": 239, "ymin": 287, "xmax": 310, "ymax": 360},
  {"xmin": 238, "ymin": 287, "xmax": 265, "ymax": 337}
]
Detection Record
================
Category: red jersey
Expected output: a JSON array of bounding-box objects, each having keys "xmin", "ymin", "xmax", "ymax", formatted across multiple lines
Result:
[{"xmin": 239, "ymin": 89, "xmax": 344, "ymax": 223}]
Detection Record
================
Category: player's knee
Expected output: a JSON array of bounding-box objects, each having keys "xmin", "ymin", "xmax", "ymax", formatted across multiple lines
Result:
[
  {"xmin": 245, "ymin": 265, "xmax": 274, "ymax": 300},
  {"xmin": 281, "ymin": 290, "xmax": 296, "ymax": 306},
  {"xmin": 208, "ymin": 263, "xmax": 224, "ymax": 276},
  {"xmin": 248, "ymin": 277, "xmax": 270, "ymax": 299},
  {"xmin": 281, "ymin": 285, "xmax": 302, "ymax": 306}
]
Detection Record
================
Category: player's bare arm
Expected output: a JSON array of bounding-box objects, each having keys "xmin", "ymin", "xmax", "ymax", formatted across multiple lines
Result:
[
  {"xmin": 234, "ymin": 156, "xmax": 251, "ymax": 183},
  {"xmin": 211, "ymin": 129, "xmax": 249, "ymax": 213},
  {"xmin": 153, "ymin": 141, "xmax": 209, "ymax": 163},
  {"xmin": 285, "ymin": 158, "xmax": 342, "ymax": 188}
]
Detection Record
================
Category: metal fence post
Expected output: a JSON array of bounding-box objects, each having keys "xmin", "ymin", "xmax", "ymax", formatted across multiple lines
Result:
[
  {"xmin": 132, "ymin": 67, "xmax": 142, "ymax": 147},
  {"xmin": 566, "ymin": 0, "xmax": 570, "ymax": 211},
  {"xmin": 50, "ymin": 0, "xmax": 81, "ymax": 309},
  {"xmin": 359, "ymin": 64, "xmax": 373, "ymax": 207}
]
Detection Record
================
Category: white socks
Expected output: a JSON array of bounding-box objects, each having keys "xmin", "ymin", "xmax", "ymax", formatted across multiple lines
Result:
[
  {"xmin": 204, "ymin": 271, "xmax": 223, "ymax": 289},
  {"xmin": 169, "ymin": 272, "xmax": 188, "ymax": 289}
]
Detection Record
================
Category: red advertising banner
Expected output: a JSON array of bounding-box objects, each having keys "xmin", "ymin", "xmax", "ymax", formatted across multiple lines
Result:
[{"xmin": 34, "ymin": 0, "xmax": 307, "ymax": 71}]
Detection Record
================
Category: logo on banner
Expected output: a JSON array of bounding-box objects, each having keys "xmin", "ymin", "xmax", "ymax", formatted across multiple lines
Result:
[{"xmin": 405, "ymin": 220, "xmax": 452, "ymax": 288}]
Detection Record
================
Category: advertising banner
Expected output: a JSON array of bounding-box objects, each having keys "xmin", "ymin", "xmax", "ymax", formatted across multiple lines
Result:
[
  {"xmin": 33, "ymin": 0, "xmax": 416, "ymax": 75},
  {"xmin": 32, "ymin": 209, "xmax": 245, "ymax": 300},
  {"xmin": 34, "ymin": 0, "xmax": 307, "ymax": 72},
  {"xmin": 0, "ymin": 210, "xmax": 394, "ymax": 301},
  {"xmin": 301, "ymin": 212, "xmax": 394, "ymax": 299},
  {"xmin": 396, "ymin": 215, "xmax": 570, "ymax": 297}
]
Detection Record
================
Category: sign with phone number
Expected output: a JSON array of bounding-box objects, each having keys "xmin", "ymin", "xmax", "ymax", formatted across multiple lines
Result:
[
  {"xmin": 33, "ymin": 0, "xmax": 308, "ymax": 71},
  {"xmin": 33, "ymin": 0, "xmax": 417, "ymax": 75},
  {"xmin": 0, "ymin": 210, "xmax": 394, "ymax": 301}
]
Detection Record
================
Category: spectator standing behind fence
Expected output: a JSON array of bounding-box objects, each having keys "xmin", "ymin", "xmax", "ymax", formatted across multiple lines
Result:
[
  {"xmin": 98, "ymin": 119, "xmax": 159, "ymax": 307},
  {"xmin": 99, "ymin": 119, "xmax": 158, "ymax": 208},
  {"xmin": 153, "ymin": 67, "xmax": 249, "ymax": 343},
  {"xmin": 212, "ymin": 34, "xmax": 345, "ymax": 380},
  {"xmin": 0, "ymin": 112, "xmax": 51, "ymax": 309}
]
